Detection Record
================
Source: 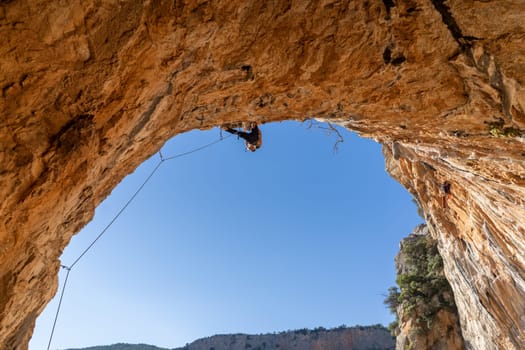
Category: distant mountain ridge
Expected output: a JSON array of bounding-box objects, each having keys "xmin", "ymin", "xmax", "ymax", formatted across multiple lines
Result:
[
  {"xmin": 64, "ymin": 325, "xmax": 394, "ymax": 350},
  {"xmin": 65, "ymin": 345, "xmax": 167, "ymax": 350}
]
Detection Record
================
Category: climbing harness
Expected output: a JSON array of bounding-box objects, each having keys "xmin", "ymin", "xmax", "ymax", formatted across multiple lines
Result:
[{"xmin": 46, "ymin": 134, "xmax": 232, "ymax": 350}]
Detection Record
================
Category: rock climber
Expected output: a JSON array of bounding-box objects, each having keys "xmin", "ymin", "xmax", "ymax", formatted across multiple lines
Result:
[
  {"xmin": 223, "ymin": 123, "xmax": 262, "ymax": 152},
  {"xmin": 441, "ymin": 181, "xmax": 451, "ymax": 208}
]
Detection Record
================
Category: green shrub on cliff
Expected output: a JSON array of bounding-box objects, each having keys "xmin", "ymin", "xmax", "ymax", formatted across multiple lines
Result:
[{"xmin": 385, "ymin": 233, "xmax": 457, "ymax": 335}]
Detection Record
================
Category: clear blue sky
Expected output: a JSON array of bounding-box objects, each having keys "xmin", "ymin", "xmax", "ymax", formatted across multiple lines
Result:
[{"xmin": 30, "ymin": 121, "xmax": 421, "ymax": 349}]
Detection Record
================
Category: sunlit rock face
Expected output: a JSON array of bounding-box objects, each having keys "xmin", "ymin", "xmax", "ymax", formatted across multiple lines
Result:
[{"xmin": 0, "ymin": 1, "xmax": 524, "ymax": 349}]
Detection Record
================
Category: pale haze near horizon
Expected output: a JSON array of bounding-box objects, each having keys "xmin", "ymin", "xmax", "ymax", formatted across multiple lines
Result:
[{"xmin": 29, "ymin": 121, "xmax": 422, "ymax": 349}]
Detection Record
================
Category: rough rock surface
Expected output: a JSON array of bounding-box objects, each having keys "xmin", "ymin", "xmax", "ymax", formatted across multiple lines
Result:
[
  {"xmin": 0, "ymin": 1, "xmax": 524, "ymax": 349},
  {"xmin": 393, "ymin": 225, "xmax": 465, "ymax": 350}
]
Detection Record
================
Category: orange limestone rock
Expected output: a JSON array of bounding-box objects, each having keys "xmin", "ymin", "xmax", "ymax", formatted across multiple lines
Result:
[{"xmin": 0, "ymin": 1, "xmax": 524, "ymax": 349}]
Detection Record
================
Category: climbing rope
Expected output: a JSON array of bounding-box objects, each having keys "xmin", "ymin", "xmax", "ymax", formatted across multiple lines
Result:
[
  {"xmin": 46, "ymin": 266, "xmax": 70, "ymax": 350},
  {"xmin": 46, "ymin": 134, "xmax": 232, "ymax": 350}
]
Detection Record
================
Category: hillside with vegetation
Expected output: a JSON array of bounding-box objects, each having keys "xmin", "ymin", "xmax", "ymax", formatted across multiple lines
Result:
[
  {"xmin": 65, "ymin": 325, "xmax": 394, "ymax": 350},
  {"xmin": 384, "ymin": 225, "xmax": 464, "ymax": 350}
]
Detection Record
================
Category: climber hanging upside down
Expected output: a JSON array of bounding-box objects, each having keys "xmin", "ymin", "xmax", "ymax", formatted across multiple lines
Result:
[{"xmin": 223, "ymin": 123, "xmax": 262, "ymax": 152}]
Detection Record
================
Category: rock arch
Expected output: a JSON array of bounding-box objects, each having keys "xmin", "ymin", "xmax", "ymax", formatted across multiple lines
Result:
[{"xmin": 1, "ymin": 1, "xmax": 524, "ymax": 349}]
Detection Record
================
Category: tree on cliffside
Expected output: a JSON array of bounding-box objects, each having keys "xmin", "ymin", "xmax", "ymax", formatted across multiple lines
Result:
[{"xmin": 384, "ymin": 230, "xmax": 458, "ymax": 335}]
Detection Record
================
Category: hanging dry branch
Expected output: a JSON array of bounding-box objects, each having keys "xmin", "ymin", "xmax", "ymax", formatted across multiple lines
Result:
[{"xmin": 303, "ymin": 119, "xmax": 345, "ymax": 153}]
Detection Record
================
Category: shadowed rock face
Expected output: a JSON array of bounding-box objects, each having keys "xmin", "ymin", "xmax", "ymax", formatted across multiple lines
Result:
[{"xmin": 0, "ymin": 1, "xmax": 524, "ymax": 349}]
